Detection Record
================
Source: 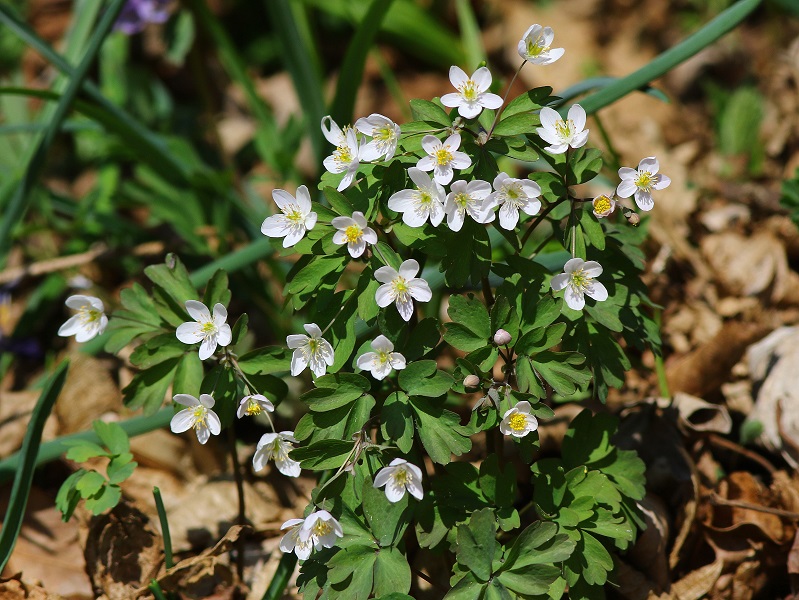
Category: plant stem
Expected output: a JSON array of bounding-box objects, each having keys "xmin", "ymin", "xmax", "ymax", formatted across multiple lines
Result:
[
  {"xmin": 487, "ymin": 61, "xmax": 526, "ymax": 139},
  {"xmin": 227, "ymin": 426, "xmax": 246, "ymax": 582}
]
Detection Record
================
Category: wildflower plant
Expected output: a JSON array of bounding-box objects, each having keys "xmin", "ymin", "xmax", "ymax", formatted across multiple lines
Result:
[{"xmin": 53, "ymin": 22, "xmax": 671, "ymax": 600}]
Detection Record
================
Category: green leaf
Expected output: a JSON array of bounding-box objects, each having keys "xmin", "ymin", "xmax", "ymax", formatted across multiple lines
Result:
[
  {"xmin": 444, "ymin": 293, "xmax": 491, "ymax": 352},
  {"xmin": 500, "ymin": 521, "xmax": 576, "ymax": 571},
  {"xmin": 122, "ymin": 357, "xmax": 180, "ymax": 415},
  {"xmin": 92, "ymin": 421, "xmax": 129, "ymax": 455},
  {"xmin": 493, "ymin": 112, "xmax": 539, "ymax": 137},
  {"xmin": 497, "ymin": 563, "xmax": 562, "ymax": 597},
  {"xmin": 202, "ymin": 269, "xmax": 231, "ymax": 309},
  {"xmin": 399, "ymin": 360, "xmax": 453, "ymax": 398},
  {"xmin": 363, "ymin": 481, "xmax": 411, "ymax": 547},
  {"xmin": 532, "ymin": 351, "xmax": 591, "ymax": 397},
  {"xmin": 144, "ymin": 253, "xmax": 198, "ymax": 308},
  {"xmin": 237, "ymin": 346, "xmax": 291, "ymax": 375},
  {"xmin": 107, "ymin": 456, "xmax": 137, "ymax": 485},
  {"xmin": 291, "ymin": 439, "xmax": 354, "ymax": 470},
  {"xmin": 410, "ymin": 396, "xmax": 471, "ymax": 464},
  {"xmin": 403, "ymin": 317, "xmax": 441, "ymax": 361},
  {"xmin": 84, "ymin": 483, "xmax": 122, "ymax": 515},
  {"xmin": 302, "ymin": 375, "xmax": 368, "ymax": 412},
  {"xmin": 230, "ymin": 313, "xmax": 249, "ymax": 346},
  {"xmin": 441, "ymin": 220, "xmax": 491, "ymax": 287},
  {"xmin": 456, "ymin": 508, "xmax": 497, "ymax": 582},
  {"xmin": 380, "ymin": 391, "xmax": 414, "ymax": 453},
  {"xmin": 75, "ymin": 470, "xmax": 107, "ymax": 497},
  {"xmin": 564, "ymin": 530, "xmax": 614, "ymax": 586},
  {"xmin": 516, "ymin": 323, "xmax": 566, "ymax": 356},
  {"xmin": 328, "ymin": 544, "xmax": 377, "ymax": 598},
  {"xmin": 489, "ymin": 297, "xmax": 520, "ymax": 346},
  {"xmin": 64, "ymin": 440, "xmax": 109, "ymax": 462},
  {"xmin": 561, "ymin": 410, "xmax": 617, "ymax": 467},
  {"xmin": 443, "ymin": 572, "xmax": 484, "ymax": 599},
  {"xmin": 567, "ymin": 147, "xmax": 603, "ymax": 185},
  {"xmin": 502, "ymin": 86, "xmax": 554, "ymax": 119},
  {"xmin": 55, "ymin": 470, "xmax": 84, "ymax": 521},
  {"xmin": 357, "ymin": 269, "xmax": 381, "ymax": 323},
  {"xmin": 579, "ymin": 205, "xmax": 605, "ymax": 251},
  {"xmin": 295, "ymin": 394, "xmax": 375, "ymax": 444},
  {"xmin": 478, "ymin": 454, "xmax": 516, "ymax": 509},
  {"xmin": 129, "ymin": 333, "xmax": 187, "ymax": 369},
  {"xmin": 373, "ymin": 547, "xmax": 412, "ymax": 597},
  {"xmin": 409, "ymin": 99, "xmax": 451, "ymax": 126},
  {"xmin": 443, "ymin": 323, "xmax": 488, "ymax": 353},
  {"xmin": 172, "ymin": 351, "xmax": 203, "ymax": 397},
  {"xmin": 323, "ymin": 186, "xmax": 354, "ymax": 215}
]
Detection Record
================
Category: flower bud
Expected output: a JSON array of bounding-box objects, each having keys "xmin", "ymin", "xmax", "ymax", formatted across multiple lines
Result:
[
  {"xmin": 626, "ymin": 211, "xmax": 641, "ymax": 226},
  {"xmin": 463, "ymin": 374, "xmax": 481, "ymax": 388},
  {"xmin": 493, "ymin": 329, "xmax": 512, "ymax": 346}
]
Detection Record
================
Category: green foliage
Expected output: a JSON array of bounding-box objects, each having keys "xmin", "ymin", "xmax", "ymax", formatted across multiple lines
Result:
[{"xmin": 57, "ymin": 421, "xmax": 137, "ymax": 520}]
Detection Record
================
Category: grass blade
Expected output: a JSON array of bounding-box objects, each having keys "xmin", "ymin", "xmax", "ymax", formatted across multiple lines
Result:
[
  {"xmin": 556, "ymin": 77, "xmax": 669, "ymax": 106},
  {"xmin": 330, "ymin": 0, "xmax": 397, "ymax": 124},
  {"xmin": 579, "ymin": 0, "xmax": 762, "ymax": 115},
  {"xmin": 0, "ymin": 361, "xmax": 69, "ymax": 571},
  {"xmin": 153, "ymin": 487, "xmax": 174, "ymax": 569},
  {"xmin": 455, "ymin": 0, "xmax": 485, "ymax": 70},
  {"xmin": 261, "ymin": 553, "xmax": 297, "ymax": 600},
  {"xmin": 265, "ymin": 0, "xmax": 326, "ymax": 164},
  {"xmin": 0, "ymin": 0, "xmax": 127, "ymax": 266}
]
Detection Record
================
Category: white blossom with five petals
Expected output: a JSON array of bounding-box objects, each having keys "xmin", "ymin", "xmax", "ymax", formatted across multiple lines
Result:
[
  {"xmin": 355, "ymin": 113, "xmax": 401, "ymax": 161},
  {"xmin": 616, "ymin": 156, "xmax": 671, "ymax": 212},
  {"xmin": 287, "ymin": 323, "xmax": 334, "ymax": 377},
  {"xmin": 416, "ymin": 134, "xmax": 471, "ymax": 185},
  {"xmin": 300, "ymin": 510, "xmax": 344, "ymax": 551},
  {"xmin": 357, "ymin": 335, "xmax": 406, "ymax": 380},
  {"xmin": 176, "ymin": 300, "xmax": 232, "ymax": 360},
  {"xmin": 440, "ymin": 66, "xmax": 503, "ymax": 119},
  {"xmin": 444, "ymin": 179, "xmax": 496, "ymax": 231},
  {"xmin": 279, "ymin": 518, "xmax": 313, "ymax": 560},
  {"xmin": 500, "ymin": 401, "xmax": 539, "ymax": 437},
  {"xmin": 536, "ymin": 104, "xmax": 589, "ymax": 154},
  {"xmin": 489, "ymin": 172, "xmax": 542, "ymax": 230},
  {"xmin": 253, "ymin": 431, "xmax": 301, "ymax": 477},
  {"xmin": 332, "ymin": 211, "xmax": 378, "ymax": 257},
  {"xmin": 170, "ymin": 393, "xmax": 221, "ymax": 445},
  {"xmin": 388, "ymin": 167, "xmax": 447, "ymax": 228},
  {"xmin": 321, "ymin": 116, "xmax": 361, "ymax": 191},
  {"xmin": 58, "ymin": 295, "xmax": 108, "ymax": 342},
  {"xmin": 261, "ymin": 186, "xmax": 318, "ymax": 248},
  {"xmin": 375, "ymin": 259, "xmax": 432, "ymax": 322},
  {"xmin": 517, "ymin": 24, "xmax": 564, "ymax": 65},
  {"xmin": 373, "ymin": 458, "xmax": 424, "ymax": 503},
  {"xmin": 550, "ymin": 258, "xmax": 608, "ymax": 311}
]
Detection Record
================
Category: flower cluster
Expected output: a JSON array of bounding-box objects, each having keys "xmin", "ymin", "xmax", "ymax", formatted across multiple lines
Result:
[{"xmin": 280, "ymin": 510, "xmax": 344, "ymax": 560}]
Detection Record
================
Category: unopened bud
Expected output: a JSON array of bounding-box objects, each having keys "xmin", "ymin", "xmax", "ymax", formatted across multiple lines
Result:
[
  {"xmin": 493, "ymin": 329, "xmax": 512, "ymax": 346},
  {"xmin": 626, "ymin": 211, "xmax": 641, "ymax": 226},
  {"xmin": 463, "ymin": 374, "xmax": 481, "ymax": 388},
  {"xmin": 476, "ymin": 131, "xmax": 489, "ymax": 146}
]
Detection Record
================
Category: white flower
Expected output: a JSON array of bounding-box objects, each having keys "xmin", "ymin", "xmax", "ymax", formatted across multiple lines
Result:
[
  {"xmin": 388, "ymin": 167, "xmax": 446, "ymax": 228},
  {"xmin": 517, "ymin": 24, "xmax": 565, "ymax": 65},
  {"xmin": 287, "ymin": 323, "xmax": 335, "ymax": 377},
  {"xmin": 253, "ymin": 431, "xmax": 301, "ymax": 478},
  {"xmin": 592, "ymin": 194, "xmax": 617, "ymax": 218},
  {"xmin": 355, "ymin": 113, "xmax": 401, "ymax": 161},
  {"xmin": 261, "ymin": 185, "xmax": 318, "ymax": 248},
  {"xmin": 500, "ymin": 401, "xmax": 539, "ymax": 437},
  {"xmin": 440, "ymin": 66, "xmax": 503, "ymax": 120},
  {"xmin": 356, "ymin": 335, "xmax": 406, "ymax": 380},
  {"xmin": 375, "ymin": 259, "xmax": 432, "ymax": 321},
  {"xmin": 279, "ymin": 518, "xmax": 313, "ymax": 560},
  {"xmin": 550, "ymin": 258, "xmax": 608, "ymax": 311},
  {"xmin": 416, "ymin": 134, "xmax": 471, "ymax": 185},
  {"xmin": 176, "ymin": 300, "xmax": 232, "ymax": 360},
  {"xmin": 489, "ymin": 172, "xmax": 542, "ymax": 230},
  {"xmin": 301, "ymin": 510, "xmax": 344, "ymax": 551},
  {"xmin": 536, "ymin": 104, "xmax": 589, "ymax": 154},
  {"xmin": 170, "ymin": 393, "xmax": 222, "ymax": 445},
  {"xmin": 332, "ymin": 211, "xmax": 378, "ymax": 258},
  {"xmin": 444, "ymin": 179, "xmax": 496, "ymax": 232},
  {"xmin": 237, "ymin": 394, "xmax": 274, "ymax": 418},
  {"xmin": 57, "ymin": 295, "xmax": 108, "ymax": 342},
  {"xmin": 616, "ymin": 156, "xmax": 671, "ymax": 212},
  {"xmin": 322, "ymin": 116, "xmax": 361, "ymax": 191},
  {"xmin": 373, "ymin": 458, "xmax": 424, "ymax": 503}
]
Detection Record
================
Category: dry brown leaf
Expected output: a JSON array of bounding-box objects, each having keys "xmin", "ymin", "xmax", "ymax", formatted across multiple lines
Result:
[
  {"xmin": 55, "ymin": 352, "xmax": 122, "ymax": 436},
  {"xmin": 671, "ymin": 558, "xmax": 724, "ymax": 600},
  {"xmin": 81, "ymin": 500, "xmax": 163, "ymax": 599},
  {"xmin": 672, "ymin": 392, "xmax": 732, "ymax": 435},
  {"xmin": 0, "ymin": 574, "xmax": 60, "ymax": 600}
]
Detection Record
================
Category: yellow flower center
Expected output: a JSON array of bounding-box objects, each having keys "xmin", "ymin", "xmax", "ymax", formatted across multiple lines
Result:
[
  {"xmin": 192, "ymin": 405, "xmax": 207, "ymax": 429},
  {"xmin": 312, "ymin": 520, "xmax": 332, "ymax": 537},
  {"xmin": 286, "ymin": 208, "xmax": 304, "ymax": 225},
  {"xmin": 555, "ymin": 119, "xmax": 574, "ymax": 139},
  {"xmin": 246, "ymin": 399, "xmax": 262, "ymax": 416},
  {"xmin": 593, "ymin": 195, "xmax": 612, "ymax": 214},
  {"xmin": 419, "ymin": 191, "xmax": 432, "ymax": 205},
  {"xmin": 344, "ymin": 224, "xmax": 362, "ymax": 243},
  {"xmin": 375, "ymin": 125, "xmax": 394, "ymax": 141},
  {"xmin": 635, "ymin": 171, "xmax": 654, "ymax": 191},
  {"xmin": 336, "ymin": 144, "xmax": 352, "ymax": 164},
  {"xmin": 570, "ymin": 269, "xmax": 591, "ymax": 291},
  {"xmin": 308, "ymin": 339, "xmax": 319, "ymax": 353},
  {"xmin": 201, "ymin": 321, "xmax": 217, "ymax": 334},
  {"xmin": 434, "ymin": 147, "xmax": 453, "ymax": 166},
  {"xmin": 80, "ymin": 307, "xmax": 102, "ymax": 324},
  {"xmin": 454, "ymin": 192, "xmax": 470, "ymax": 208},
  {"xmin": 393, "ymin": 468, "xmax": 410, "ymax": 485},
  {"xmin": 509, "ymin": 412, "xmax": 528, "ymax": 431},
  {"xmin": 377, "ymin": 350, "xmax": 390, "ymax": 364},
  {"xmin": 393, "ymin": 278, "xmax": 409, "ymax": 294},
  {"xmin": 459, "ymin": 80, "xmax": 478, "ymax": 101},
  {"xmin": 526, "ymin": 38, "xmax": 550, "ymax": 57}
]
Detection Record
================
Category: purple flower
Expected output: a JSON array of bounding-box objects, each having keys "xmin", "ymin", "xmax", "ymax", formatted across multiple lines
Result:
[{"xmin": 114, "ymin": 0, "xmax": 170, "ymax": 35}]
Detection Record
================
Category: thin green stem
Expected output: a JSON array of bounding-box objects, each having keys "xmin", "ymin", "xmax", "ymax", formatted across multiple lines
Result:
[
  {"xmin": 227, "ymin": 426, "xmax": 246, "ymax": 582},
  {"xmin": 152, "ymin": 487, "xmax": 174, "ymax": 570},
  {"xmin": 487, "ymin": 61, "xmax": 525, "ymax": 139}
]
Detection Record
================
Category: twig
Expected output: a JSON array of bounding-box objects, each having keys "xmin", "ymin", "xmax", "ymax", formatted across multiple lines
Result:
[
  {"xmin": 413, "ymin": 568, "xmax": 447, "ymax": 592},
  {"xmin": 706, "ymin": 433, "xmax": 776, "ymax": 475},
  {"xmin": 708, "ymin": 492, "xmax": 799, "ymax": 520}
]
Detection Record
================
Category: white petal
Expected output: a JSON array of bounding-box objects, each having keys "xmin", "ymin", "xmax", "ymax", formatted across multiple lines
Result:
[
  {"xmin": 176, "ymin": 322, "xmax": 204, "ymax": 344},
  {"xmin": 390, "ymin": 353, "xmax": 406, "ymax": 370},
  {"xmin": 173, "ymin": 393, "xmax": 199, "ymax": 407},
  {"xmin": 408, "ymin": 167, "xmax": 432, "ymax": 190},
  {"xmin": 653, "ymin": 174, "xmax": 671, "ymax": 190},
  {"xmin": 565, "ymin": 287, "xmax": 585, "ymax": 311},
  {"xmin": 498, "ymin": 203, "xmax": 519, "ymax": 230},
  {"xmin": 563, "ymin": 258, "xmax": 585, "ymax": 273},
  {"xmin": 349, "ymin": 239, "xmax": 366, "ymax": 257},
  {"xmin": 357, "ymin": 352, "xmax": 377, "ymax": 370},
  {"xmin": 372, "ymin": 335, "xmax": 394, "ymax": 352},
  {"xmin": 185, "ymin": 300, "xmax": 210, "ymax": 322},
  {"xmin": 444, "ymin": 133, "xmax": 461, "ymax": 150},
  {"xmin": 170, "ymin": 409, "xmax": 195, "ymax": 433},
  {"xmin": 616, "ymin": 179, "xmax": 637, "ymax": 198},
  {"xmin": 57, "ymin": 315, "xmax": 83, "ymax": 337},
  {"xmin": 421, "ymin": 135, "xmax": 441, "ymax": 154},
  {"xmin": 408, "ymin": 279, "xmax": 432, "ymax": 302},
  {"xmin": 304, "ymin": 323, "xmax": 323, "ymax": 337},
  {"xmin": 416, "ymin": 156, "xmax": 436, "ymax": 172},
  {"xmin": 585, "ymin": 281, "xmax": 608, "ymax": 302},
  {"xmin": 195, "ymin": 424, "xmax": 210, "ymax": 445},
  {"xmin": 373, "ymin": 466, "xmax": 394, "ymax": 489},
  {"xmin": 333, "ymin": 230, "xmax": 348, "ymax": 245},
  {"xmin": 447, "ymin": 208, "xmax": 465, "ymax": 232},
  {"xmin": 396, "ymin": 297, "xmax": 415, "ymax": 321},
  {"xmin": 375, "ymin": 284, "xmax": 395, "ymax": 308},
  {"xmin": 291, "ymin": 349, "xmax": 309, "ymax": 376},
  {"xmin": 440, "ymin": 92, "xmax": 462, "ymax": 108},
  {"xmin": 456, "ymin": 101, "xmax": 481, "ymax": 120},
  {"xmin": 449, "ymin": 65, "xmax": 468, "ymax": 87},
  {"xmin": 206, "ymin": 410, "xmax": 222, "ymax": 435},
  {"xmin": 479, "ymin": 93, "xmax": 503, "ymax": 110},
  {"xmin": 362, "ymin": 228, "xmax": 378, "ymax": 244},
  {"xmin": 199, "ymin": 337, "xmax": 217, "ymax": 360},
  {"xmin": 261, "ymin": 215, "xmax": 289, "ymax": 238},
  {"xmin": 571, "ymin": 130, "xmax": 589, "ymax": 148},
  {"xmin": 539, "ymin": 107, "xmax": 559, "ymax": 130},
  {"xmin": 582, "ymin": 261, "xmax": 603, "ymax": 277},
  {"xmin": 550, "ymin": 273, "xmax": 569, "ymax": 291},
  {"xmin": 271, "ymin": 189, "xmax": 295, "ymax": 211},
  {"xmin": 374, "ymin": 266, "xmax": 398, "ymax": 284},
  {"xmin": 199, "ymin": 394, "xmax": 216, "ymax": 408},
  {"xmin": 388, "ymin": 189, "xmax": 419, "ymax": 213},
  {"xmin": 471, "ymin": 66, "xmax": 492, "ymax": 91},
  {"xmin": 286, "ymin": 334, "xmax": 308, "ymax": 349},
  {"xmin": 399, "ymin": 259, "xmax": 420, "ymax": 280},
  {"xmin": 568, "ymin": 104, "xmax": 586, "ymax": 131},
  {"xmin": 384, "ymin": 481, "xmax": 406, "ymax": 503},
  {"xmin": 634, "ymin": 190, "xmax": 654, "ymax": 212},
  {"xmin": 277, "ymin": 456, "xmax": 301, "ymax": 478},
  {"xmin": 638, "ymin": 156, "xmax": 659, "ymax": 174},
  {"xmin": 295, "ymin": 185, "xmax": 312, "ymax": 212},
  {"xmin": 618, "ymin": 167, "xmax": 637, "ymax": 180}
]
